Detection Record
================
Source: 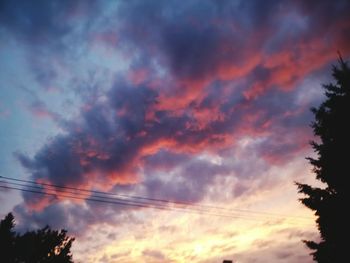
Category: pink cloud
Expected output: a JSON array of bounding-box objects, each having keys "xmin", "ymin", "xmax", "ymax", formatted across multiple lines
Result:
[{"xmin": 28, "ymin": 100, "xmax": 56, "ymax": 120}]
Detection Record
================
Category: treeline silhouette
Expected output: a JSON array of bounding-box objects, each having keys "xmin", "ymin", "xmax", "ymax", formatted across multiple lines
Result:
[
  {"xmin": 296, "ymin": 55, "xmax": 350, "ymax": 262},
  {"xmin": 0, "ymin": 213, "xmax": 74, "ymax": 263}
]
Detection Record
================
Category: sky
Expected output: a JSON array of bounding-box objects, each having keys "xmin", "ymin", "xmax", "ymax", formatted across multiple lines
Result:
[{"xmin": 0, "ymin": 0, "xmax": 349, "ymax": 262}]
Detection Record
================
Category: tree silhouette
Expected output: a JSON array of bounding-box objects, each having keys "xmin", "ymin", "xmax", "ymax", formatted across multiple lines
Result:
[
  {"xmin": 0, "ymin": 213, "xmax": 16, "ymax": 261},
  {"xmin": 0, "ymin": 212, "xmax": 75, "ymax": 263},
  {"xmin": 296, "ymin": 56, "xmax": 350, "ymax": 263}
]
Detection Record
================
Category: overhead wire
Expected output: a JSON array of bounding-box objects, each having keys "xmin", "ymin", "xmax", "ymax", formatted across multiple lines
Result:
[
  {"xmin": 0, "ymin": 184, "xmax": 282, "ymax": 221},
  {"xmin": 0, "ymin": 180, "xmax": 254, "ymax": 219},
  {"xmin": 0, "ymin": 176, "xmax": 313, "ymax": 225},
  {"xmin": 0, "ymin": 184, "xmax": 313, "ymax": 226},
  {"xmin": 0, "ymin": 176, "xmax": 312, "ymax": 220}
]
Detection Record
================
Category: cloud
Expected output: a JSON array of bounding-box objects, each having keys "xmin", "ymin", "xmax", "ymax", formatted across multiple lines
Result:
[
  {"xmin": 143, "ymin": 157, "xmax": 231, "ymax": 203},
  {"xmin": 13, "ymin": 196, "xmax": 137, "ymax": 236},
  {"xmin": 0, "ymin": 0, "xmax": 104, "ymax": 98},
  {"xmin": 27, "ymin": 100, "xmax": 59, "ymax": 120},
  {"xmin": 115, "ymin": 0, "xmax": 350, "ymax": 103},
  {"xmin": 8, "ymin": 1, "xmax": 350, "ymax": 251},
  {"xmin": 116, "ymin": 0, "xmax": 263, "ymax": 101},
  {"xmin": 15, "ymin": 71, "xmax": 317, "ymax": 224},
  {"xmin": 201, "ymin": 227, "xmax": 317, "ymax": 263},
  {"xmin": 142, "ymin": 249, "xmax": 166, "ymax": 262},
  {"xmin": 0, "ymin": 0, "xmax": 99, "ymax": 45},
  {"xmin": 17, "ymin": 78, "xmax": 236, "ymax": 198}
]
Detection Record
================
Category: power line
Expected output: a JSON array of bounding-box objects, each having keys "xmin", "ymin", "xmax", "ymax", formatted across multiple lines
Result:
[
  {"xmin": 0, "ymin": 176, "xmax": 312, "ymax": 221},
  {"xmin": 1, "ymin": 175, "xmax": 216, "ymax": 208},
  {"xmin": 0, "ymin": 180, "xmax": 255, "ymax": 219},
  {"xmin": 0, "ymin": 176, "xmax": 312, "ymax": 220},
  {"xmin": 0, "ymin": 176, "xmax": 313, "ymax": 223},
  {"xmin": 0, "ymin": 184, "xmax": 274, "ymax": 221},
  {"xmin": 0, "ymin": 184, "xmax": 313, "ymax": 226}
]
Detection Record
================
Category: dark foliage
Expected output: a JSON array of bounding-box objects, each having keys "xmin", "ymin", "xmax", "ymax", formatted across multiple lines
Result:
[
  {"xmin": 0, "ymin": 213, "xmax": 74, "ymax": 263},
  {"xmin": 296, "ymin": 57, "xmax": 350, "ymax": 263}
]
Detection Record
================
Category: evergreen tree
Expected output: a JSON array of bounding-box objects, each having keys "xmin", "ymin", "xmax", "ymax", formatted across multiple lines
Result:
[
  {"xmin": 0, "ymin": 213, "xmax": 75, "ymax": 263},
  {"xmin": 296, "ymin": 56, "xmax": 350, "ymax": 263},
  {"xmin": 0, "ymin": 213, "xmax": 16, "ymax": 260}
]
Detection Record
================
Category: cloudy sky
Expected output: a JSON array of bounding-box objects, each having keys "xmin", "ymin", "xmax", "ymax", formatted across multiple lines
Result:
[{"xmin": 0, "ymin": 0, "xmax": 349, "ymax": 262}]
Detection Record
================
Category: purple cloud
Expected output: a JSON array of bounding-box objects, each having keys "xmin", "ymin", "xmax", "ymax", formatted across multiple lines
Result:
[{"xmin": 3, "ymin": 2, "xmax": 349, "ymax": 257}]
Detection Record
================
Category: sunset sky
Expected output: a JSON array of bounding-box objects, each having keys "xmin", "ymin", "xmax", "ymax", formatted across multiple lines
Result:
[{"xmin": 1, "ymin": 1, "xmax": 350, "ymax": 262}]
